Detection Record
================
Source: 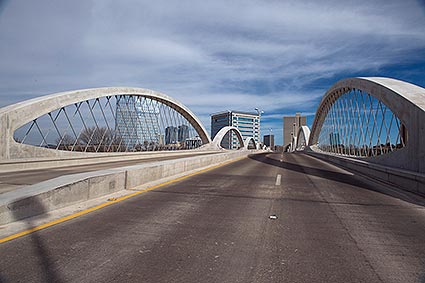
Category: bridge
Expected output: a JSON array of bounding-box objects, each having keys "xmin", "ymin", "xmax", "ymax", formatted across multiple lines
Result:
[{"xmin": 0, "ymin": 77, "xmax": 424, "ymax": 282}]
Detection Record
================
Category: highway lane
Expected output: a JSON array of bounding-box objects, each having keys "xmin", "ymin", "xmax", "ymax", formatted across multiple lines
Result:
[
  {"xmin": 1, "ymin": 152, "xmax": 425, "ymax": 283},
  {"xmin": 0, "ymin": 151, "xmax": 219, "ymax": 194}
]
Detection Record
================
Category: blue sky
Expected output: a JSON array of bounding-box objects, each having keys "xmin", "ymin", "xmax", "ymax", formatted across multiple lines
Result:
[{"xmin": 0, "ymin": 0, "xmax": 424, "ymax": 145}]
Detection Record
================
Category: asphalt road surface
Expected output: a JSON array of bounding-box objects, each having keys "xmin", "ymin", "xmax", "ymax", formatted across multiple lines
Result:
[
  {"xmin": 0, "ymin": 151, "xmax": 218, "ymax": 194},
  {"xmin": 1, "ymin": 152, "xmax": 425, "ymax": 283}
]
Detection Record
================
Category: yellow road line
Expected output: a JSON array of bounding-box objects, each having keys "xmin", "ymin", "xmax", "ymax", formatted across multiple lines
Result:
[{"xmin": 0, "ymin": 156, "xmax": 246, "ymax": 244}]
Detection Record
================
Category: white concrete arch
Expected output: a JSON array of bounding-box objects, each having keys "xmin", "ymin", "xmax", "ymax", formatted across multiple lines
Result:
[
  {"xmin": 290, "ymin": 135, "xmax": 297, "ymax": 152},
  {"xmin": 244, "ymin": 137, "xmax": 257, "ymax": 150},
  {"xmin": 211, "ymin": 126, "xmax": 244, "ymax": 150},
  {"xmin": 0, "ymin": 87, "xmax": 211, "ymax": 159},
  {"xmin": 309, "ymin": 77, "xmax": 425, "ymax": 173},
  {"xmin": 295, "ymin": 126, "xmax": 310, "ymax": 151}
]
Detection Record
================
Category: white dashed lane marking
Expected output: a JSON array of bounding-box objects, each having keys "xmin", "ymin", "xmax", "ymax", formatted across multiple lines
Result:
[{"xmin": 275, "ymin": 174, "xmax": 282, "ymax": 186}]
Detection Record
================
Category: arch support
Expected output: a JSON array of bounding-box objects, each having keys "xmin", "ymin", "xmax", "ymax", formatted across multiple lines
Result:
[
  {"xmin": 244, "ymin": 137, "xmax": 258, "ymax": 150},
  {"xmin": 295, "ymin": 126, "xmax": 310, "ymax": 151},
  {"xmin": 211, "ymin": 126, "xmax": 245, "ymax": 150},
  {"xmin": 0, "ymin": 87, "xmax": 211, "ymax": 159},
  {"xmin": 309, "ymin": 77, "xmax": 425, "ymax": 173}
]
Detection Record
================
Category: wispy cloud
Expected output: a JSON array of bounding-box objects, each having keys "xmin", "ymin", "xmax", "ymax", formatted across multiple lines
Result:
[{"xmin": 0, "ymin": 0, "xmax": 424, "ymax": 144}]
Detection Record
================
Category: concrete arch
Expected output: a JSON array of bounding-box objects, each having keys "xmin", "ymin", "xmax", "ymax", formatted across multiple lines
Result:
[
  {"xmin": 0, "ymin": 87, "xmax": 211, "ymax": 159},
  {"xmin": 295, "ymin": 126, "xmax": 310, "ymax": 151},
  {"xmin": 290, "ymin": 135, "xmax": 298, "ymax": 152},
  {"xmin": 244, "ymin": 137, "xmax": 257, "ymax": 150},
  {"xmin": 211, "ymin": 126, "xmax": 244, "ymax": 150},
  {"xmin": 309, "ymin": 77, "xmax": 425, "ymax": 173}
]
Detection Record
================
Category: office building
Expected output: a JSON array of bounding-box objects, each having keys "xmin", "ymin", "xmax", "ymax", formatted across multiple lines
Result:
[
  {"xmin": 178, "ymin": 125, "xmax": 189, "ymax": 143},
  {"xmin": 211, "ymin": 110, "xmax": 260, "ymax": 149},
  {"xmin": 165, "ymin": 126, "xmax": 178, "ymax": 144},
  {"xmin": 329, "ymin": 133, "xmax": 341, "ymax": 146},
  {"xmin": 264, "ymin": 134, "xmax": 275, "ymax": 149},
  {"xmin": 283, "ymin": 113, "xmax": 306, "ymax": 150},
  {"xmin": 115, "ymin": 97, "xmax": 160, "ymax": 148},
  {"xmin": 185, "ymin": 136, "xmax": 202, "ymax": 149}
]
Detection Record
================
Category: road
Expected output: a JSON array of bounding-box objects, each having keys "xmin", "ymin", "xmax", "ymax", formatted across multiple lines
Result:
[
  {"xmin": 0, "ymin": 151, "xmax": 218, "ymax": 194},
  {"xmin": 1, "ymin": 152, "xmax": 425, "ymax": 283}
]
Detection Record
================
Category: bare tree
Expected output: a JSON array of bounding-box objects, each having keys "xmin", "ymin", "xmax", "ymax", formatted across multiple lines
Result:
[
  {"xmin": 78, "ymin": 126, "xmax": 114, "ymax": 152},
  {"xmin": 61, "ymin": 134, "xmax": 76, "ymax": 145},
  {"xmin": 55, "ymin": 134, "xmax": 76, "ymax": 150}
]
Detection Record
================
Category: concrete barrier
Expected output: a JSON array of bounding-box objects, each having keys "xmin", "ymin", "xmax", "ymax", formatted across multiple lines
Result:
[
  {"xmin": 0, "ymin": 150, "xmax": 259, "ymax": 225},
  {"xmin": 0, "ymin": 149, "xmax": 219, "ymax": 173},
  {"xmin": 306, "ymin": 151, "xmax": 425, "ymax": 195}
]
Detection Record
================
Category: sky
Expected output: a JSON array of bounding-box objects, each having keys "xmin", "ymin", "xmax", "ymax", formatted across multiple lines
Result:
[{"xmin": 0, "ymin": 0, "xmax": 424, "ymax": 145}]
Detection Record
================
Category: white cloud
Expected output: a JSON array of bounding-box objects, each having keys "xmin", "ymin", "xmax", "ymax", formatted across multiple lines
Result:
[{"xmin": 0, "ymin": 0, "xmax": 424, "ymax": 145}]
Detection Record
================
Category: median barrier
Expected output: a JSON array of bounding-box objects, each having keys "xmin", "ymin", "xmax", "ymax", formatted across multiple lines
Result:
[
  {"xmin": 0, "ymin": 149, "xmax": 219, "ymax": 173},
  {"xmin": 0, "ymin": 150, "xmax": 259, "ymax": 225}
]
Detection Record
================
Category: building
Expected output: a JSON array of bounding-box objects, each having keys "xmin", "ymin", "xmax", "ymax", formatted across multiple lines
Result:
[
  {"xmin": 185, "ymin": 136, "xmax": 202, "ymax": 149},
  {"xmin": 264, "ymin": 134, "xmax": 275, "ymax": 149},
  {"xmin": 165, "ymin": 126, "xmax": 178, "ymax": 145},
  {"xmin": 211, "ymin": 110, "xmax": 260, "ymax": 149},
  {"xmin": 115, "ymin": 97, "xmax": 160, "ymax": 148},
  {"xmin": 165, "ymin": 125, "xmax": 190, "ymax": 145},
  {"xmin": 283, "ymin": 112, "xmax": 306, "ymax": 150},
  {"xmin": 178, "ymin": 125, "xmax": 189, "ymax": 143},
  {"xmin": 329, "ymin": 132, "xmax": 340, "ymax": 146}
]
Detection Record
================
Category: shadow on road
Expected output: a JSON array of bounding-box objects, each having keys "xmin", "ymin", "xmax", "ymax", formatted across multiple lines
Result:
[
  {"xmin": 249, "ymin": 152, "xmax": 425, "ymax": 207},
  {"xmin": 0, "ymin": 198, "xmax": 64, "ymax": 283}
]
